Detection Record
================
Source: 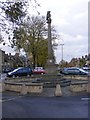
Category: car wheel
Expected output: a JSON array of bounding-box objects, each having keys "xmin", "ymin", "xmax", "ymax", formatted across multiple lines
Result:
[
  {"xmin": 12, "ymin": 75, "xmax": 15, "ymax": 78},
  {"xmin": 41, "ymin": 73, "xmax": 44, "ymax": 75},
  {"xmin": 16, "ymin": 76, "xmax": 19, "ymax": 78},
  {"xmin": 27, "ymin": 74, "xmax": 30, "ymax": 77}
]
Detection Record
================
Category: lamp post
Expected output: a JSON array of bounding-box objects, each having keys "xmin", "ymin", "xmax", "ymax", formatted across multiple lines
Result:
[{"xmin": 60, "ymin": 43, "xmax": 64, "ymax": 62}]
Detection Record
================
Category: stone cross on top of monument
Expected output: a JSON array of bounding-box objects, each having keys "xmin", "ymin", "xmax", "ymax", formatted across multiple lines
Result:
[{"xmin": 46, "ymin": 11, "xmax": 51, "ymax": 24}]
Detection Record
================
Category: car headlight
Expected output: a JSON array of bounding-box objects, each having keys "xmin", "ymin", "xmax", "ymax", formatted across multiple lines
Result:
[{"xmin": 8, "ymin": 72, "xmax": 11, "ymax": 75}]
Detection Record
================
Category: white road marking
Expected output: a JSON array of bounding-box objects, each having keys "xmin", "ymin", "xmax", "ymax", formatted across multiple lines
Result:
[
  {"xmin": 0, "ymin": 96, "xmax": 24, "ymax": 102},
  {"xmin": 81, "ymin": 98, "xmax": 90, "ymax": 100}
]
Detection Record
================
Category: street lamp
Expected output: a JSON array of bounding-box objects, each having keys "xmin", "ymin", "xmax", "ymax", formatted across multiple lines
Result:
[{"xmin": 60, "ymin": 43, "xmax": 64, "ymax": 62}]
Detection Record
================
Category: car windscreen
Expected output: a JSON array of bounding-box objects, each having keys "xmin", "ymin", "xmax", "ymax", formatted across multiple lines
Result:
[
  {"xmin": 79, "ymin": 68, "xmax": 88, "ymax": 73},
  {"xmin": 9, "ymin": 68, "xmax": 22, "ymax": 74}
]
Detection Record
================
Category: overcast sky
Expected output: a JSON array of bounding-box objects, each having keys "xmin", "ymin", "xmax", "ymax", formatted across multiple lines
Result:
[
  {"xmin": 0, "ymin": 0, "xmax": 89, "ymax": 64},
  {"xmin": 35, "ymin": 0, "xmax": 89, "ymax": 63}
]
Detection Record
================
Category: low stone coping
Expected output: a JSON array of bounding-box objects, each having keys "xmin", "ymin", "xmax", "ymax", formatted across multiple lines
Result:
[
  {"xmin": 4, "ymin": 81, "xmax": 43, "ymax": 86},
  {"xmin": 25, "ymin": 83, "xmax": 43, "ymax": 86},
  {"xmin": 71, "ymin": 81, "xmax": 88, "ymax": 85},
  {"xmin": 4, "ymin": 82, "xmax": 22, "ymax": 85},
  {"xmin": 3, "ymin": 81, "xmax": 43, "ymax": 94},
  {"xmin": 63, "ymin": 75, "xmax": 89, "ymax": 80}
]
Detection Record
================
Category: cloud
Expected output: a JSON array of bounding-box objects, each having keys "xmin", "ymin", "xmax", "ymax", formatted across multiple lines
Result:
[
  {"xmin": 49, "ymin": 0, "xmax": 89, "ymax": 63},
  {"xmin": 55, "ymin": 31, "xmax": 88, "ymax": 62},
  {"xmin": 0, "ymin": 0, "xmax": 89, "ymax": 64},
  {"xmin": 0, "ymin": 44, "xmax": 15, "ymax": 55}
]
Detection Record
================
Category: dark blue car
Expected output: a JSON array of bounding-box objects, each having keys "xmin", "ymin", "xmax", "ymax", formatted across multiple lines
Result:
[
  {"xmin": 2, "ymin": 68, "xmax": 14, "ymax": 73},
  {"xmin": 7, "ymin": 67, "xmax": 33, "ymax": 77}
]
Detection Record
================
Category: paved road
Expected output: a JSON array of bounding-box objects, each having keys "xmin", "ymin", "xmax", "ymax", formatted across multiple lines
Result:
[{"xmin": 1, "ymin": 92, "xmax": 89, "ymax": 118}]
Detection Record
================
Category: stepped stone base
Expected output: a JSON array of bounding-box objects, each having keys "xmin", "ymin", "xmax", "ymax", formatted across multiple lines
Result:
[{"xmin": 45, "ymin": 61, "xmax": 58, "ymax": 74}]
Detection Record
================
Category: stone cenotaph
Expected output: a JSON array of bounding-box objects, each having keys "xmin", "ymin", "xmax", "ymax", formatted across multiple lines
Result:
[{"xmin": 45, "ymin": 11, "xmax": 57, "ymax": 74}]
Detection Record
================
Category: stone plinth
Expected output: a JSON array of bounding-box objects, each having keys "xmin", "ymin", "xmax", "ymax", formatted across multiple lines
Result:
[{"xmin": 45, "ymin": 61, "xmax": 58, "ymax": 74}]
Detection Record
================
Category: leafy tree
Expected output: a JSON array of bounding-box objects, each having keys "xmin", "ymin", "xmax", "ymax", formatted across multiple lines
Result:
[
  {"xmin": 35, "ymin": 39, "xmax": 48, "ymax": 67},
  {"xmin": 59, "ymin": 60, "xmax": 69, "ymax": 68},
  {"xmin": 5, "ymin": 2, "xmax": 26, "ymax": 25},
  {"xmin": 13, "ymin": 16, "xmax": 47, "ymax": 68},
  {"xmin": 0, "ymin": 1, "xmax": 59, "ymax": 68},
  {"xmin": 13, "ymin": 15, "xmax": 58, "ymax": 68},
  {"xmin": 79, "ymin": 58, "xmax": 86, "ymax": 67}
]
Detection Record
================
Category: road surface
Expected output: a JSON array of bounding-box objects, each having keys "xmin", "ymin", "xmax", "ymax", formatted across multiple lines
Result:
[{"xmin": 1, "ymin": 92, "xmax": 89, "ymax": 119}]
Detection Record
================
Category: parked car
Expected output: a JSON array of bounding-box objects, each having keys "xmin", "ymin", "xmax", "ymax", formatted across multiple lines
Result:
[
  {"xmin": 33, "ymin": 67, "xmax": 46, "ymax": 74},
  {"xmin": 61, "ymin": 67, "xmax": 90, "ymax": 75},
  {"xmin": 7, "ymin": 67, "xmax": 33, "ymax": 77},
  {"xmin": 2, "ymin": 68, "xmax": 15, "ymax": 73},
  {"xmin": 82, "ymin": 67, "xmax": 90, "ymax": 72}
]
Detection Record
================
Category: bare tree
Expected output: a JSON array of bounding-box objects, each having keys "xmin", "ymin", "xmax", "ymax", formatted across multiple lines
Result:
[{"xmin": 0, "ymin": 0, "xmax": 39, "ymax": 46}]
